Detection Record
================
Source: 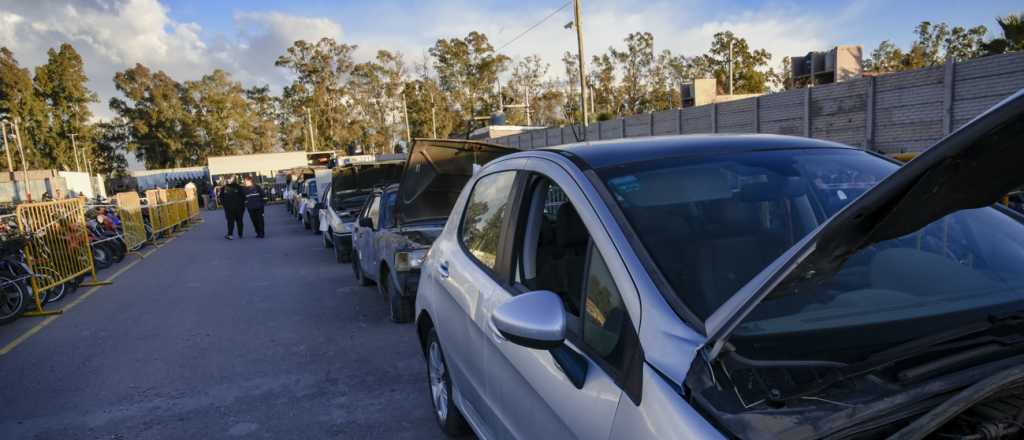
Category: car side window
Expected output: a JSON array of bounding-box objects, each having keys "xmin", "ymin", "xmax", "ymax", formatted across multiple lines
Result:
[
  {"xmin": 515, "ymin": 177, "xmax": 588, "ymax": 320},
  {"xmin": 582, "ymin": 249, "xmax": 633, "ymax": 372},
  {"xmin": 460, "ymin": 171, "xmax": 517, "ymax": 270},
  {"xmin": 366, "ymin": 195, "xmax": 381, "ymax": 229},
  {"xmin": 380, "ymin": 191, "xmax": 397, "ymax": 229}
]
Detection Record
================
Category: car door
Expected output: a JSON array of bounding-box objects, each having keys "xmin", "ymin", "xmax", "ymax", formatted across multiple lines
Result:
[
  {"xmin": 363, "ymin": 194, "xmax": 383, "ymax": 281},
  {"xmin": 479, "ymin": 160, "xmax": 640, "ymax": 440},
  {"xmin": 318, "ymin": 189, "xmax": 331, "ymax": 232},
  {"xmin": 355, "ymin": 194, "xmax": 380, "ymax": 277},
  {"xmin": 429, "ymin": 165, "xmax": 522, "ymax": 438}
]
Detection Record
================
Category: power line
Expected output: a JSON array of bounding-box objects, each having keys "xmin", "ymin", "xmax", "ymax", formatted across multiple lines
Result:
[{"xmin": 496, "ymin": 1, "xmax": 572, "ymax": 52}]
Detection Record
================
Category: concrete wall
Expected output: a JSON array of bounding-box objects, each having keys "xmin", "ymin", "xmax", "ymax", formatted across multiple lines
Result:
[
  {"xmin": 489, "ymin": 51, "xmax": 1024, "ymax": 154},
  {"xmin": 0, "ymin": 176, "xmax": 67, "ymax": 202}
]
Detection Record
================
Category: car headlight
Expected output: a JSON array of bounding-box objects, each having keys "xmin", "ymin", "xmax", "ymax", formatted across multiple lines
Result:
[
  {"xmin": 395, "ymin": 248, "xmax": 428, "ymax": 272},
  {"xmin": 337, "ymin": 222, "xmax": 352, "ymax": 233}
]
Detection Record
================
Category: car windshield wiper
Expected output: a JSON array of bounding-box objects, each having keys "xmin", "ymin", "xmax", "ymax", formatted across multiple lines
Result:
[{"xmin": 771, "ymin": 310, "xmax": 1024, "ymax": 401}]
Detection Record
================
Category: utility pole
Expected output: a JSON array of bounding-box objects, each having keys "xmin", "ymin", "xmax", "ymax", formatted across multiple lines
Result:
[
  {"xmin": 12, "ymin": 120, "xmax": 30, "ymax": 202},
  {"xmin": 728, "ymin": 39, "xmax": 734, "ymax": 96},
  {"xmin": 429, "ymin": 93, "xmax": 438, "ymax": 139},
  {"xmin": 525, "ymin": 91, "xmax": 532, "ymax": 126},
  {"xmin": 573, "ymin": 0, "xmax": 589, "ymax": 136},
  {"xmin": 70, "ymin": 133, "xmax": 82, "ymax": 172},
  {"xmin": 0, "ymin": 122, "xmax": 13, "ymax": 174},
  {"xmin": 304, "ymin": 106, "xmax": 317, "ymax": 152},
  {"xmin": 402, "ymin": 93, "xmax": 412, "ymax": 147}
]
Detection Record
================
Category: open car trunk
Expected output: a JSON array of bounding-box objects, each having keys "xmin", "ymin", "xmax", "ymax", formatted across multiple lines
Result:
[
  {"xmin": 704, "ymin": 88, "xmax": 1024, "ymax": 359},
  {"xmin": 331, "ymin": 161, "xmax": 404, "ymax": 194},
  {"xmin": 395, "ymin": 139, "xmax": 517, "ymax": 226}
]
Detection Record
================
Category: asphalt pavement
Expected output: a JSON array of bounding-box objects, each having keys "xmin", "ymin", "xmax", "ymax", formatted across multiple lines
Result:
[{"xmin": 0, "ymin": 206, "xmax": 449, "ymax": 439}]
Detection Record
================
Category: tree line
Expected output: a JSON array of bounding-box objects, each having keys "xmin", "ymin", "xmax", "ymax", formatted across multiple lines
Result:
[{"xmin": 0, "ymin": 12, "xmax": 1021, "ymax": 173}]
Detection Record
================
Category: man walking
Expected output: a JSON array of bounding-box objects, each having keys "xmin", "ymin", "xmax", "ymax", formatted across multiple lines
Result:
[
  {"xmin": 219, "ymin": 177, "xmax": 245, "ymax": 239},
  {"xmin": 243, "ymin": 176, "xmax": 266, "ymax": 238}
]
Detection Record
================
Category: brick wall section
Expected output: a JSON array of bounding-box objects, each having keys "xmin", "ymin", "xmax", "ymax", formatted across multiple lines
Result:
[
  {"xmin": 680, "ymin": 105, "xmax": 713, "ymax": 134},
  {"xmin": 758, "ymin": 88, "xmax": 804, "ymax": 137},
  {"xmin": 490, "ymin": 52, "xmax": 1024, "ymax": 153},
  {"xmin": 717, "ymin": 99, "xmax": 756, "ymax": 133},
  {"xmin": 652, "ymin": 109, "xmax": 679, "ymax": 135},
  {"xmin": 810, "ymin": 78, "xmax": 868, "ymax": 147}
]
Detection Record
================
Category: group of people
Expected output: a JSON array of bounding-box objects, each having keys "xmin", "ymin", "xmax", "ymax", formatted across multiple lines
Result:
[{"xmin": 216, "ymin": 175, "xmax": 265, "ymax": 239}]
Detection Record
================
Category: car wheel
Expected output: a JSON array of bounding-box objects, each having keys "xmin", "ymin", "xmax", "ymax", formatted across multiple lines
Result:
[
  {"xmin": 352, "ymin": 252, "xmax": 372, "ymax": 286},
  {"xmin": 384, "ymin": 274, "xmax": 413, "ymax": 323},
  {"xmin": 334, "ymin": 236, "xmax": 350, "ymax": 263},
  {"xmin": 303, "ymin": 216, "xmax": 311, "ymax": 230},
  {"xmin": 425, "ymin": 328, "xmax": 469, "ymax": 436},
  {"xmin": 324, "ymin": 229, "xmax": 334, "ymax": 248}
]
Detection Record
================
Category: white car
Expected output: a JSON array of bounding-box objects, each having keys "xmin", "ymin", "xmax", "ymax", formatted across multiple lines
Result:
[{"xmin": 414, "ymin": 90, "xmax": 1024, "ymax": 439}]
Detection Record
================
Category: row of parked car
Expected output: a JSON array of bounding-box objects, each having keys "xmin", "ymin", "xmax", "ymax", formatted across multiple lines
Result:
[{"xmin": 284, "ymin": 89, "xmax": 1024, "ymax": 440}]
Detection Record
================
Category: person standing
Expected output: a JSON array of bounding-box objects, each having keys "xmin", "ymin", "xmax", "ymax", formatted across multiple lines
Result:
[
  {"xmin": 219, "ymin": 177, "xmax": 245, "ymax": 240},
  {"xmin": 242, "ymin": 176, "xmax": 266, "ymax": 238}
]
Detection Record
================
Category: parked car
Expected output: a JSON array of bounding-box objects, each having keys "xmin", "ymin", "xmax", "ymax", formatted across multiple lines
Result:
[
  {"xmin": 413, "ymin": 90, "xmax": 1024, "ymax": 439},
  {"xmin": 302, "ymin": 168, "xmax": 333, "ymax": 230},
  {"xmin": 319, "ymin": 161, "xmax": 404, "ymax": 263},
  {"xmin": 352, "ymin": 140, "xmax": 515, "ymax": 323}
]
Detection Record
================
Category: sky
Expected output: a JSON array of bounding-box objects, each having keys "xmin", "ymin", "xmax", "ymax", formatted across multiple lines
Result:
[{"xmin": 0, "ymin": 0, "xmax": 1020, "ymax": 121}]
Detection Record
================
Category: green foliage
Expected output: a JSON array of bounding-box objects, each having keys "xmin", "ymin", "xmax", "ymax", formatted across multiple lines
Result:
[
  {"xmin": 275, "ymin": 38, "xmax": 359, "ymax": 152},
  {"xmin": 429, "ymin": 31, "xmax": 510, "ymax": 124},
  {"xmin": 983, "ymin": 13, "xmax": 1024, "ymax": 55},
  {"xmin": 690, "ymin": 31, "xmax": 778, "ymax": 94},
  {"xmin": 866, "ymin": 21, "xmax": 988, "ymax": 72}
]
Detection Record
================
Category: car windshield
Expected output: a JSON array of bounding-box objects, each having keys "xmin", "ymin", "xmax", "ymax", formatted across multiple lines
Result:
[{"xmin": 599, "ymin": 148, "xmax": 1024, "ymax": 353}]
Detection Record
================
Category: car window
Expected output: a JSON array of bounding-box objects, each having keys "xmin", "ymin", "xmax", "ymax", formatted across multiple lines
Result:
[
  {"xmin": 460, "ymin": 171, "xmax": 517, "ymax": 270},
  {"xmin": 515, "ymin": 177, "xmax": 588, "ymax": 319},
  {"xmin": 380, "ymin": 191, "xmax": 398, "ymax": 229},
  {"xmin": 366, "ymin": 195, "xmax": 381, "ymax": 229},
  {"xmin": 582, "ymin": 249, "xmax": 633, "ymax": 371}
]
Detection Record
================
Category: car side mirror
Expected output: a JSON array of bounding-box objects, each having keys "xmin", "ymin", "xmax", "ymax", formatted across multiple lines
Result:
[
  {"xmin": 358, "ymin": 217, "xmax": 373, "ymax": 228},
  {"xmin": 491, "ymin": 290, "xmax": 565, "ymax": 350}
]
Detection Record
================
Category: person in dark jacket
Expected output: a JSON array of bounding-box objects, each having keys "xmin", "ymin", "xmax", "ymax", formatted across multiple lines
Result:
[
  {"xmin": 218, "ymin": 176, "xmax": 246, "ymax": 239},
  {"xmin": 242, "ymin": 176, "xmax": 266, "ymax": 238}
]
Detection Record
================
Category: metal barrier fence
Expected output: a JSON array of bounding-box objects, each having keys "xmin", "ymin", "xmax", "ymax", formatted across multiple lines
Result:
[
  {"xmin": 15, "ymin": 198, "xmax": 107, "ymax": 315},
  {"xmin": 145, "ymin": 189, "xmax": 172, "ymax": 235},
  {"xmin": 166, "ymin": 189, "xmax": 188, "ymax": 226},
  {"xmin": 115, "ymin": 192, "xmax": 147, "ymax": 251},
  {"xmin": 185, "ymin": 187, "xmax": 201, "ymax": 219}
]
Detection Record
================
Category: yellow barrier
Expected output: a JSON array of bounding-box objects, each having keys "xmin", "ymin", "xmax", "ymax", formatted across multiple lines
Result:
[
  {"xmin": 115, "ymin": 192, "xmax": 147, "ymax": 251},
  {"xmin": 16, "ymin": 198, "xmax": 110, "ymax": 316},
  {"xmin": 185, "ymin": 187, "xmax": 201, "ymax": 220},
  {"xmin": 167, "ymin": 188, "xmax": 188, "ymax": 227},
  {"xmin": 145, "ymin": 189, "xmax": 172, "ymax": 235}
]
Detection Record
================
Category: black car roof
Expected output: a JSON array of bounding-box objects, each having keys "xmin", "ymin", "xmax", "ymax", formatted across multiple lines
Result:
[{"xmin": 542, "ymin": 134, "xmax": 858, "ymax": 169}]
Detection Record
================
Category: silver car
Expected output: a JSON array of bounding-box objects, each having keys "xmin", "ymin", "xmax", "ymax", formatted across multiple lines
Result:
[{"xmin": 414, "ymin": 90, "xmax": 1024, "ymax": 439}]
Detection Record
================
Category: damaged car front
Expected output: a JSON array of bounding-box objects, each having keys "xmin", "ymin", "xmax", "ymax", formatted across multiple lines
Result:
[{"xmin": 680, "ymin": 90, "xmax": 1024, "ymax": 439}]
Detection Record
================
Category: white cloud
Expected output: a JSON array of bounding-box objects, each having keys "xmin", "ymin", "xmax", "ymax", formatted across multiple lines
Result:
[{"xmin": 0, "ymin": 0, "xmax": 347, "ymax": 120}]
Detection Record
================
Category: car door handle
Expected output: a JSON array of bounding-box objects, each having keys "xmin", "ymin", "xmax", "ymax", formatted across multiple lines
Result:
[{"xmin": 438, "ymin": 260, "xmax": 450, "ymax": 279}]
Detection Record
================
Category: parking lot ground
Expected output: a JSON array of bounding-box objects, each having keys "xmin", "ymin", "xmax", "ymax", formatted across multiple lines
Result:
[{"xmin": 0, "ymin": 207, "xmax": 449, "ymax": 439}]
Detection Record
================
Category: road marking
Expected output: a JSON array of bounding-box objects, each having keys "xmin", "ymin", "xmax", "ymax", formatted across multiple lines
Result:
[{"xmin": 0, "ymin": 236, "xmax": 176, "ymax": 356}]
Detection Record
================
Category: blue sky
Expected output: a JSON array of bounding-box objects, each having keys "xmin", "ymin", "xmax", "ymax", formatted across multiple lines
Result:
[{"xmin": 1, "ymin": 0, "xmax": 1020, "ymax": 121}]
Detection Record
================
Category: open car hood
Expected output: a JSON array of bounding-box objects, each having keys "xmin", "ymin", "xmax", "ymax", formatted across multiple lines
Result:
[
  {"xmin": 395, "ymin": 139, "xmax": 517, "ymax": 225},
  {"xmin": 703, "ymin": 88, "xmax": 1024, "ymax": 359}
]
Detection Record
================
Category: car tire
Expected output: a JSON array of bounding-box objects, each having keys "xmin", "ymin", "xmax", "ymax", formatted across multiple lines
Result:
[
  {"xmin": 303, "ymin": 216, "xmax": 311, "ymax": 230},
  {"xmin": 324, "ymin": 229, "xmax": 333, "ymax": 248},
  {"xmin": 425, "ymin": 328, "xmax": 469, "ymax": 436},
  {"xmin": 384, "ymin": 274, "xmax": 413, "ymax": 323},
  {"xmin": 334, "ymin": 236, "xmax": 350, "ymax": 263},
  {"xmin": 352, "ymin": 252, "xmax": 372, "ymax": 286}
]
